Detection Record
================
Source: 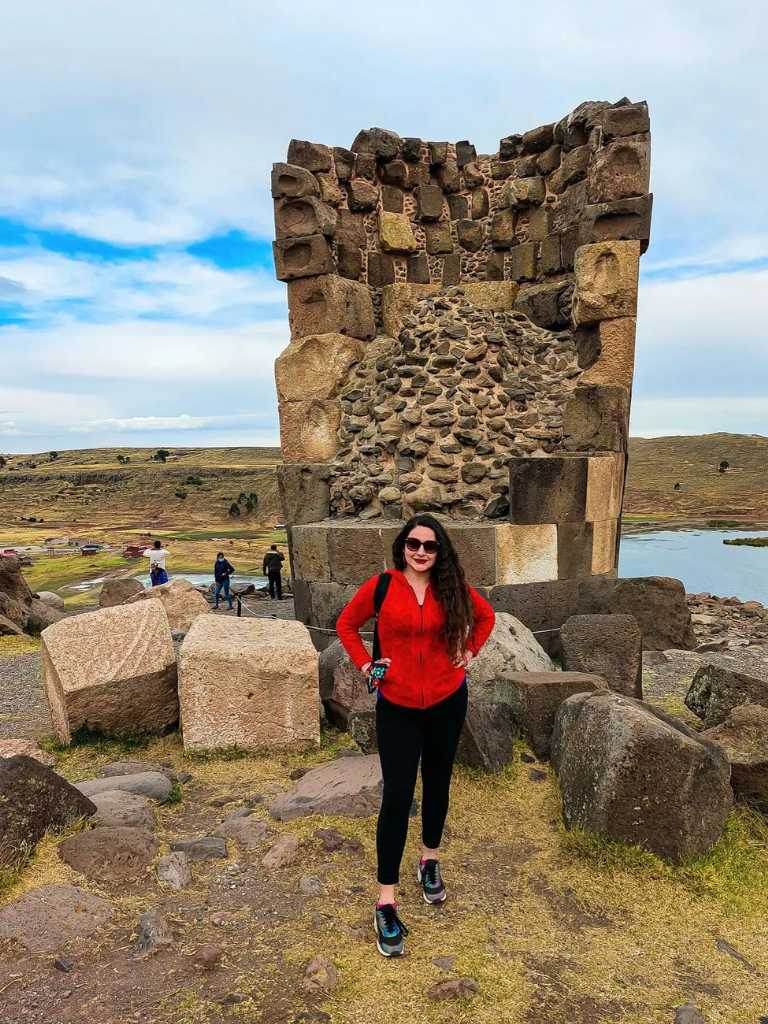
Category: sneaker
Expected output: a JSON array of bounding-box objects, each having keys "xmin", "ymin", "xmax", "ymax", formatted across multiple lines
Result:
[
  {"xmin": 373, "ymin": 903, "xmax": 409, "ymax": 957},
  {"xmin": 417, "ymin": 858, "xmax": 446, "ymax": 904}
]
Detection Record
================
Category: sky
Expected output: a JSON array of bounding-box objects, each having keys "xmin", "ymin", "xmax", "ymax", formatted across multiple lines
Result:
[{"xmin": 0, "ymin": 0, "xmax": 766, "ymax": 454}]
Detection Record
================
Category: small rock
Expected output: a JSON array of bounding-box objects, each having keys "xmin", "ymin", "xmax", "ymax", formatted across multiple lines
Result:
[
  {"xmin": 77, "ymin": 772, "xmax": 172, "ymax": 803},
  {"xmin": 170, "ymin": 836, "xmax": 227, "ymax": 861},
  {"xmin": 528, "ymin": 768, "xmax": 547, "ymax": 782},
  {"xmin": 262, "ymin": 835, "xmax": 300, "ymax": 870},
  {"xmin": 174, "ymin": 771, "xmax": 192, "ymax": 784},
  {"xmin": 432, "ymin": 955, "xmax": 455, "ymax": 972},
  {"xmin": 674, "ymin": 1005, "xmax": 705, "ymax": 1024},
  {"xmin": 314, "ymin": 827, "xmax": 364, "ymax": 855},
  {"xmin": 194, "ymin": 944, "xmax": 224, "ymax": 970},
  {"xmin": 222, "ymin": 807, "xmax": 252, "ymax": 820},
  {"xmin": 54, "ymin": 958, "xmax": 75, "ymax": 973},
  {"xmin": 58, "ymin": 827, "xmax": 159, "ymax": 884},
  {"xmin": 715, "ymin": 937, "xmax": 757, "ymax": 973},
  {"xmin": 99, "ymin": 761, "xmax": 173, "ymax": 780},
  {"xmin": 427, "ymin": 976, "xmax": 478, "ymax": 1000},
  {"xmin": 290, "ymin": 767, "xmax": 309, "ymax": 780},
  {"xmin": 134, "ymin": 910, "xmax": 173, "ymax": 955},
  {"xmin": 157, "ymin": 852, "xmax": 192, "ymax": 890},
  {"xmin": 91, "ymin": 790, "xmax": 155, "ymax": 829},
  {"xmin": 246, "ymin": 793, "xmax": 264, "ymax": 806},
  {"xmin": 302, "ymin": 954, "xmax": 339, "ymax": 993},
  {"xmin": 298, "ymin": 876, "xmax": 324, "ymax": 896},
  {"xmin": 293, "ymin": 1012, "xmax": 331, "ymax": 1024},
  {"xmin": 214, "ymin": 817, "xmax": 267, "ymax": 849},
  {"xmin": 218, "ymin": 993, "xmax": 247, "ymax": 1005},
  {"xmin": 520, "ymin": 752, "xmax": 536, "ymax": 764}
]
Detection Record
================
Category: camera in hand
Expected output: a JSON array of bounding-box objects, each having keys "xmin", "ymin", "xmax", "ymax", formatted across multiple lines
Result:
[{"xmin": 366, "ymin": 660, "xmax": 388, "ymax": 693}]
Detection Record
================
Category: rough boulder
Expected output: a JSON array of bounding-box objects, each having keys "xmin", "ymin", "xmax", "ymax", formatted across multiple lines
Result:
[
  {"xmin": 41, "ymin": 600, "xmax": 178, "ymax": 744},
  {"xmin": 552, "ymin": 691, "xmax": 732, "ymax": 862},
  {"xmin": 0, "ymin": 755, "xmax": 95, "ymax": 869}
]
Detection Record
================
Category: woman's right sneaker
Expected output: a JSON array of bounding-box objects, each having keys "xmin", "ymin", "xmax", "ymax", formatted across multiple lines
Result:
[{"xmin": 373, "ymin": 902, "xmax": 409, "ymax": 957}]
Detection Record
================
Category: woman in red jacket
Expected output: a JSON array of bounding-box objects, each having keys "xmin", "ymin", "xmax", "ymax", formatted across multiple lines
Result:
[{"xmin": 336, "ymin": 513, "xmax": 495, "ymax": 957}]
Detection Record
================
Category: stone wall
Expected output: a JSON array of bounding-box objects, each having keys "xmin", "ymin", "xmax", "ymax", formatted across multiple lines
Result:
[{"xmin": 271, "ymin": 99, "xmax": 652, "ymax": 644}]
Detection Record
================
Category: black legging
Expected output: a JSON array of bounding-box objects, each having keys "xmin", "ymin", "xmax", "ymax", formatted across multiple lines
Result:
[{"xmin": 375, "ymin": 682, "xmax": 468, "ymax": 885}]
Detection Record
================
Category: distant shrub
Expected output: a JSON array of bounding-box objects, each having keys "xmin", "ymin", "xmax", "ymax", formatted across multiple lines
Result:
[
  {"xmin": 228, "ymin": 502, "xmax": 241, "ymax": 518},
  {"xmin": 185, "ymin": 475, "xmax": 203, "ymax": 485},
  {"xmin": 174, "ymin": 489, "xmax": 188, "ymax": 500},
  {"xmin": 153, "ymin": 449, "xmax": 170, "ymax": 463},
  {"xmin": 719, "ymin": 460, "xmax": 730, "ymax": 473}
]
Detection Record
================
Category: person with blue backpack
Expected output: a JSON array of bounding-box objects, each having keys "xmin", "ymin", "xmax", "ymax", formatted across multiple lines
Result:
[{"xmin": 337, "ymin": 513, "xmax": 495, "ymax": 957}]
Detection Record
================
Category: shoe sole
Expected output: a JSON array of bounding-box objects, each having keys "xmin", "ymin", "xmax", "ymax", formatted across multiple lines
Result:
[
  {"xmin": 373, "ymin": 912, "xmax": 404, "ymax": 958},
  {"xmin": 417, "ymin": 866, "xmax": 447, "ymax": 904}
]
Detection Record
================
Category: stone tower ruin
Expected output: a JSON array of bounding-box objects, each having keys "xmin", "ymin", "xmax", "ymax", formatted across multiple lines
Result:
[{"xmin": 271, "ymin": 99, "xmax": 652, "ymax": 650}]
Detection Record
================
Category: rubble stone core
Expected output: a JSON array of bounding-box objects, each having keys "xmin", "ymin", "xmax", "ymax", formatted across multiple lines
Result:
[{"xmin": 271, "ymin": 100, "xmax": 652, "ymax": 646}]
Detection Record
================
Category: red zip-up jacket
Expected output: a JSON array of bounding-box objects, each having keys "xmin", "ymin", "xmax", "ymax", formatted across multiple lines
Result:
[{"xmin": 336, "ymin": 569, "xmax": 496, "ymax": 710}]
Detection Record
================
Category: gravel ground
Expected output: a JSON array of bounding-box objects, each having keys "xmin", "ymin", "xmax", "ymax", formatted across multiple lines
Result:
[{"xmin": 0, "ymin": 651, "xmax": 50, "ymax": 740}]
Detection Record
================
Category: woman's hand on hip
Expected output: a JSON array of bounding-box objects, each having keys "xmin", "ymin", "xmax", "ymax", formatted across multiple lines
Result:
[{"xmin": 454, "ymin": 650, "xmax": 474, "ymax": 668}]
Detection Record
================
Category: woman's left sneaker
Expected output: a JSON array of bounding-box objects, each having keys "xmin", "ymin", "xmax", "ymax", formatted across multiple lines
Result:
[{"xmin": 417, "ymin": 858, "xmax": 447, "ymax": 904}]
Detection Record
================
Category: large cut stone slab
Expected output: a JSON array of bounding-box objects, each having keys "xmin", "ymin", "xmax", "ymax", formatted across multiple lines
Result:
[
  {"xmin": 576, "ymin": 576, "xmax": 696, "ymax": 651},
  {"xmin": 701, "ymin": 704, "xmax": 768, "ymax": 809},
  {"xmin": 0, "ymin": 755, "xmax": 95, "ymax": 868},
  {"xmin": 125, "ymin": 578, "xmax": 210, "ymax": 632},
  {"xmin": 99, "ymin": 577, "xmax": 144, "ymax": 608},
  {"xmin": 179, "ymin": 616, "xmax": 320, "ymax": 752},
  {"xmin": 287, "ymin": 274, "xmax": 375, "ymax": 340},
  {"xmin": 685, "ymin": 662, "xmax": 768, "ymax": 729},
  {"xmin": 279, "ymin": 398, "xmax": 341, "ymax": 463},
  {"xmin": 0, "ymin": 885, "xmax": 113, "ymax": 952},
  {"xmin": 275, "ymin": 333, "xmax": 364, "ymax": 403},
  {"xmin": 41, "ymin": 600, "xmax": 178, "ymax": 744},
  {"xmin": 563, "ymin": 384, "xmax": 630, "ymax": 451},
  {"xmin": 572, "ymin": 240, "xmax": 640, "ymax": 325},
  {"xmin": 58, "ymin": 826, "xmax": 159, "ymax": 884},
  {"xmin": 277, "ymin": 464, "xmax": 333, "ymax": 526},
  {"xmin": 456, "ymin": 699, "xmax": 518, "ymax": 773},
  {"xmin": 269, "ymin": 754, "xmax": 383, "ymax": 820},
  {"xmin": 482, "ymin": 671, "xmax": 607, "ymax": 759},
  {"xmin": 560, "ymin": 614, "xmax": 642, "ymax": 698},
  {"xmin": 76, "ymin": 771, "xmax": 173, "ymax": 803},
  {"xmin": 552, "ymin": 691, "xmax": 732, "ymax": 862},
  {"xmin": 273, "ymin": 234, "xmax": 334, "ymax": 281}
]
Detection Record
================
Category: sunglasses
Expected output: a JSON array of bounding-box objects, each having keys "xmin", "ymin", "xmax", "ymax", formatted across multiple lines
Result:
[{"xmin": 404, "ymin": 538, "xmax": 440, "ymax": 554}]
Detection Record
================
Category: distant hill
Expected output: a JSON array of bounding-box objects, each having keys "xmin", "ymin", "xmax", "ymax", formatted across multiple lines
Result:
[
  {"xmin": 625, "ymin": 433, "xmax": 768, "ymax": 521},
  {"xmin": 0, "ymin": 447, "xmax": 283, "ymax": 539}
]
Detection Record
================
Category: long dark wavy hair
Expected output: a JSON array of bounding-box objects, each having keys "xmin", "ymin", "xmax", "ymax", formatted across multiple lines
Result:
[{"xmin": 392, "ymin": 514, "xmax": 473, "ymax": 658}]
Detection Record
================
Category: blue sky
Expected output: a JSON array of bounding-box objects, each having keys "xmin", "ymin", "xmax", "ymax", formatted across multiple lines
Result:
[{"xmin": 0, "ymin": 0, "xmax": 766, "ymax": 453}]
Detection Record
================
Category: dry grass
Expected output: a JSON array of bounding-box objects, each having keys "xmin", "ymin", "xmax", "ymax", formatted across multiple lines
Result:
[
  {"xmin": 626, "ymin": 432, "xmax": 768, "ymax": 521},
  {"xmin": 4, "ymin": 728, "xmax": 768, "ymax": 1021},
  {"xmin": 0, "ymin": 635, "xmax": 41, "ymax": 656}
]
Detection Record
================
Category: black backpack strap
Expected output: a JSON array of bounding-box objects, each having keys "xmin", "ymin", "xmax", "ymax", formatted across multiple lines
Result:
[{"xmin": 371, "ymin": 572, "xmax": 392, "ymax": 663}]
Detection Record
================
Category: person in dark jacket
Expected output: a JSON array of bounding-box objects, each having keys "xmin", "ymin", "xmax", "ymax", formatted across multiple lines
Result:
[
  {"xmin": 336, "ymin": 513, "xmax": 495, "ymax": 958},
  {"xmin": 262, "ymin": 544, "xmax": 285, "ymax": 600},
  {"xmin": 213, "ymin": 552, "xmax": 235, "ymax": 610}
]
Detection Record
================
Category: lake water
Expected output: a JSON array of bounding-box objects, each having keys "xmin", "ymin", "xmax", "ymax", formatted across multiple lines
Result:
[
  {"xmin": 136, "ymin": 573, "xmax": 269, "ymax": 590},
  {"xmin": 619, "ymin": 528, "xmax": 768, "ymax": 604}
]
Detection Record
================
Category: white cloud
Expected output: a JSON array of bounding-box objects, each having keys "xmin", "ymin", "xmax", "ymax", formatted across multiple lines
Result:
[
  {"xmin": 0, "ymin": 248, "xmax": 284, "ymax": 320},
  {"xmin": 0, "ymin": 1, "xmax": 764, "ymax": 248},
  {"xmin": 74, "ymin": 412, "xmax": 270, "ymax": 433}
]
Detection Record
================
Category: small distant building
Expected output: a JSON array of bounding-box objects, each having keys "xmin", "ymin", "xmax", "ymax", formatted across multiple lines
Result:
[
  {"xmin": 81, "ymin": 543, "xmax": 101, "ymax": 556},
  {"xmin": 123, "ymin": 543, "xmax": 152, "ymax": 558}
]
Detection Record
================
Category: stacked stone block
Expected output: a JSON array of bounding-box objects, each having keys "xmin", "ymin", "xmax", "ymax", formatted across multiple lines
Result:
[{"xmin": 271, "ymin": 99, "xmax": 651, "ymax": 646}]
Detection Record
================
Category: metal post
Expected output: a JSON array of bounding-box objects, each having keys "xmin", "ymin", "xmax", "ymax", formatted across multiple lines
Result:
[{"xmin": 236, "ymin": 595, "xmax": 242, "ymax": 617}]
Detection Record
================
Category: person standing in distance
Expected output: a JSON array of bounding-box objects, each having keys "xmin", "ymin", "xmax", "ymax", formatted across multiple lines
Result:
[
  {"xmin": 145, "ymin": 539, "xmax": 170, "ymax": 587},
  {"xmin": 336, "ymin": 514, "xmax": 495, "ymax": 958},
  {"xmin": 213, "ymin": 551, "xmax": 235, "ymax": 610},
  {"xmin": 262, "ymin": 543, "xmax": 285, "ymax": 600}
]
